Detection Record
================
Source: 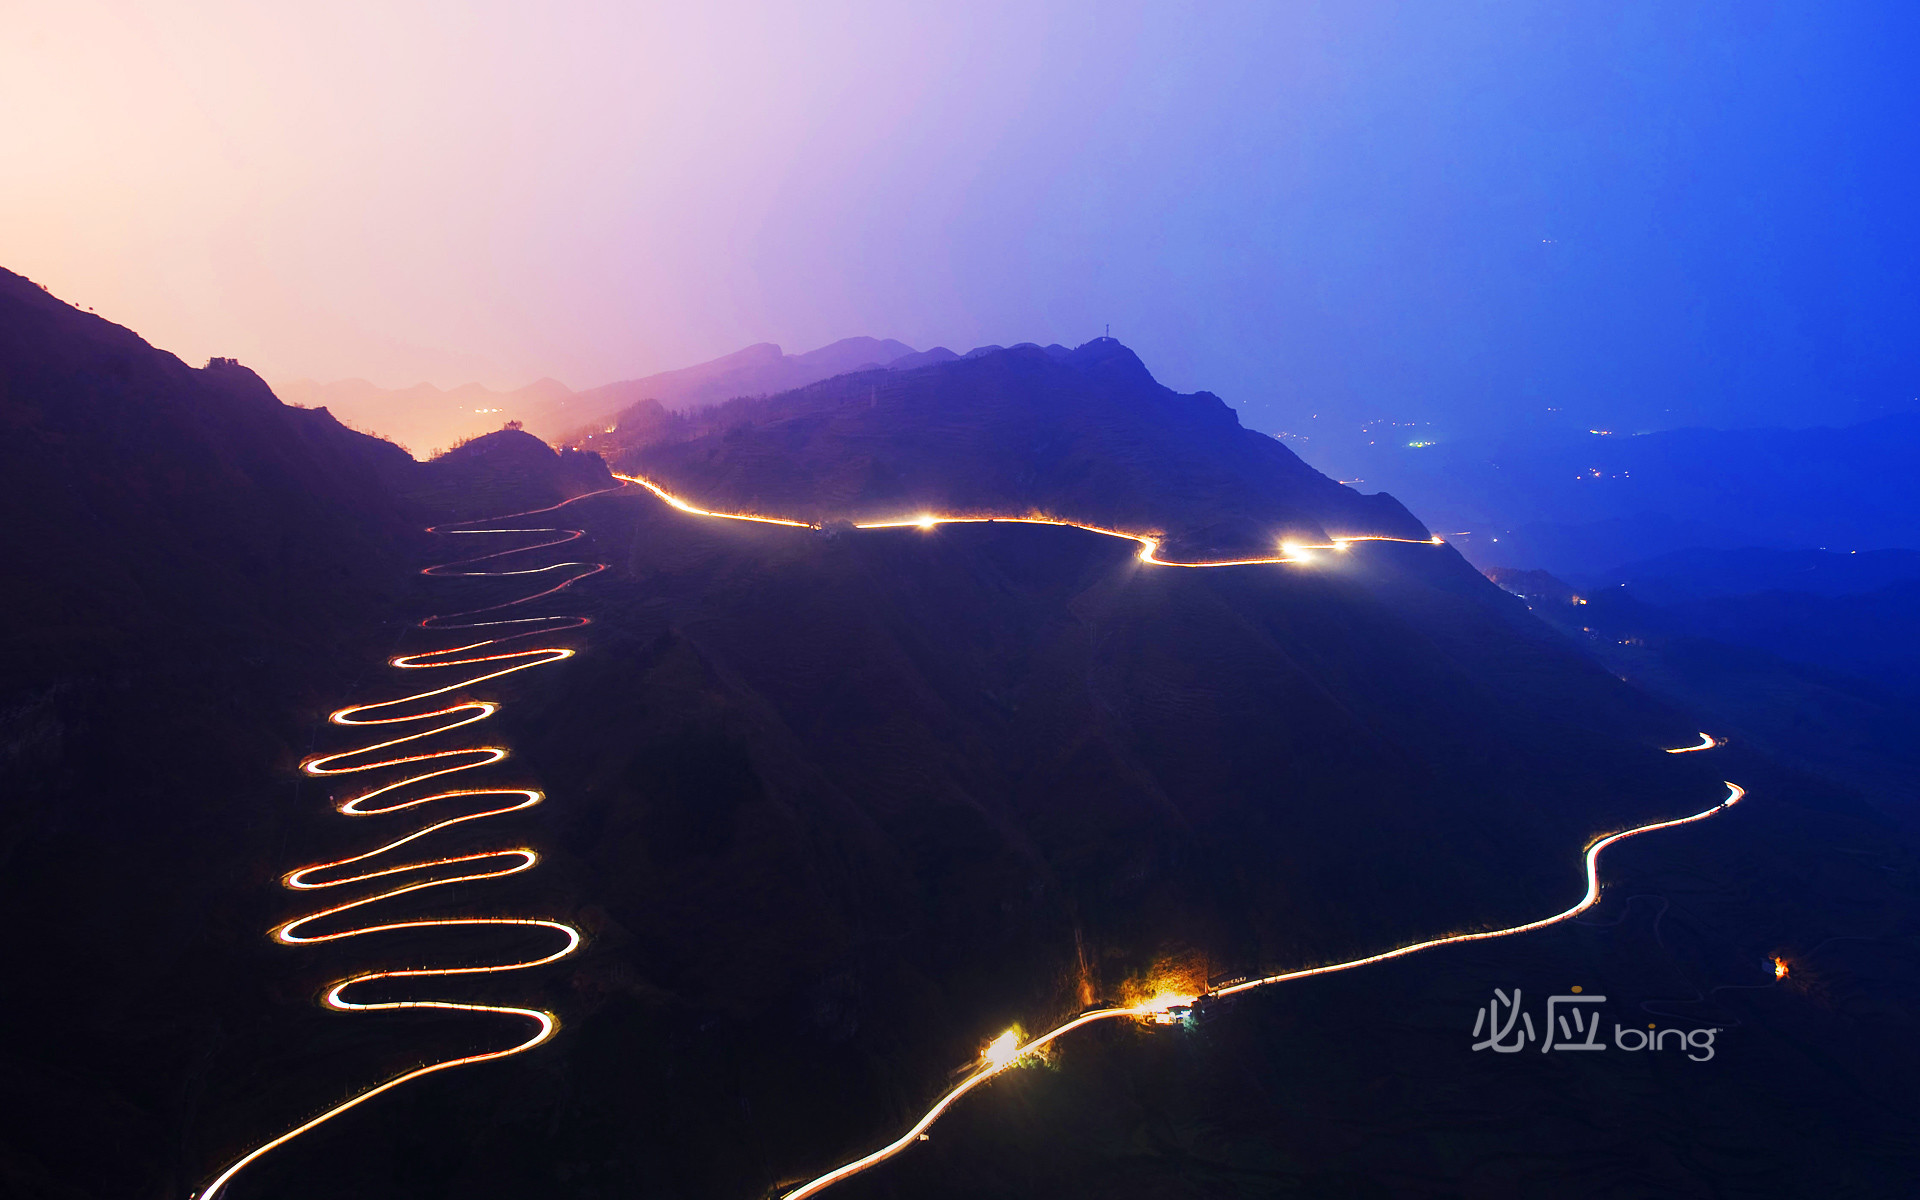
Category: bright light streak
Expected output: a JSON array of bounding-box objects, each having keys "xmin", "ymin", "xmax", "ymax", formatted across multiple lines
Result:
[
  {"xmin": 1666, "ymin": 732, "xmax": 1717, "ymax": 754},
  {"xmin": 195, "ymin": 482, "xmax": 631, "ymax": 1200},
  {"xmin": 1139, "ymin": 991, "xmax": 1198, "ymax": 1025},
  {"xmin": 616, "ymin": 471, "xmax": 1444, "ymax": 568},
  {"xmin": 1141, "ymin": 991, "xmax": 1197, "ymax": 1013},
  {"xmin": 613, "ymin": 471, "xmax": 813, "ymax": 527},
  {"xmin": 982, "ymin": 1030, "xmax": 1021, "ymax": 1067},
  {"xmin": 782, "ymin": 770, "xmax": 1743, "ymax": 1200},
  {"xmin": 205, "ymin": 468, "xmax": 1740, "ymax": 1200}
]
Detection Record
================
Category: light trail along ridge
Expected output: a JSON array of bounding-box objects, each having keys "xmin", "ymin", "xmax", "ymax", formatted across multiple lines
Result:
[{"xmin": 608, "ymin": 471, "xmax": 1749, "ymax": 1200}]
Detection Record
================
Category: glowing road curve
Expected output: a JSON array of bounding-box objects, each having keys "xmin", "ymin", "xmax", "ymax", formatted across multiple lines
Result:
[
  {"xmin": 614, "ymin": 470, "xmax": 1445, "ymax": 566},
  {"xmin": 780, "ymin": 777, "xmax": 1745, "ymax": 1200},
  {"xmin": 196, "ymin": 455, "xmax": 1744, "ymax": 1200},
  {"xmin": 196, "ymin": 484, "xmax": 625, "ymax": 1200},
  {"xmin": 601, "ymin": 472, "xmax": 1751, "ymax": 1200}
]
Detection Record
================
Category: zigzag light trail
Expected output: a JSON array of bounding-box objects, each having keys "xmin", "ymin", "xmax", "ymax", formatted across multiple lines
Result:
[
  {"xmin": 200, "ymin": 465, "xmax": 1745, "ymax": 1199},
  {"xmin": 598, "ymin": 471, "xmax": 1750, "ymax": 1200},
  {"xmin": 195, "ymin": 484, "xmax": 627, "ymax": 1200}
]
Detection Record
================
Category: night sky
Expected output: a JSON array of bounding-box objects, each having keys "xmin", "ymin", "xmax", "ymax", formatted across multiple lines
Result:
[{"xmin": 5, "ymin": 2, "xmax": 1915, "ymax": 440}]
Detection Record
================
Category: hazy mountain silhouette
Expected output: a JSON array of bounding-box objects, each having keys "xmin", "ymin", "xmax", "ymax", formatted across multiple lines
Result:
[
  {"xmin": 587, "ymin": 338, "xmax": 1429, "ymax": 557},
  {"xmin": 557, "ymin": 336, "xmax": 919, "ymax": 436},
  {"xmin": 276, "ymin": 336, "xmax": 922, "ymax": 458},
  {"xmin": 1343, "ymin": 414, "xmax": 1920, "ymax": 575},
  {"xmin": 0, "ymin": 270, "xmax": 617, "ymax": 1200},
  {"xmin": 6, "ymin": 275, "xmax": 1914, "ymax": 1200},
  {"xmin": 274, "ymin": 376, "xmax": 575, "ymax": 457},
  {"xmin": 1489, "ymin": 562, "xmax": 1920, "ymax": 821},
  {"xmin": 1595, "ymin": 545, "xmax": 1920, "ymax": 605},
  {"xmin": 0, "ymin": 268, "xmax": 425, "ymax": 681}
]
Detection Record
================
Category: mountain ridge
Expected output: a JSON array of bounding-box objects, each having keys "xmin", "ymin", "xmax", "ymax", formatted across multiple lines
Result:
[{"xmin": 585, "ymin": 337, "xmax": 1431, "ymax": 558}]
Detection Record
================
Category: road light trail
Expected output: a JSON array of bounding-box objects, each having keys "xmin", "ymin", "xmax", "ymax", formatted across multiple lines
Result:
[
  {"xmin": 610, "ymin": 471, "xmax": 1443, "ymax": 566},
  {"xmin": 621, "ymin": 471, "xmax": 814, "ymax": 527},
  {"xmin": 599, "ymin": 471, "xmax": 1750, "ymax": 1200},
  {"xmin": 195, "ymin": 483, "xmax": 627, "ymax": 1200},
  {"xmin": 1666, "ymin": 731, "xmax": 1719, "ymax": 753},
  {"xmin": 780, "ymin": 772, "xmax": 1744, "ymax": 1200},
  {"xmin": 201, "ymin": 468, "xmax": 1738, "ymax": 1198}
]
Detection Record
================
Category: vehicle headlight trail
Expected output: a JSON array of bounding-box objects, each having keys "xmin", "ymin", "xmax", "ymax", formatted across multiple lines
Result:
[
  {"xmin": 1666, "ymin": 732, "xmax": 1719, "ymax": 753},
  {"xmin": 781, "ymin": 777, "xmax": 1743, "ymax": 1200},
  {"xmin": 194, "ymin": 484, "xmax": 628, "ymax": 1200},
  {"xmin": 595, "ymin": 471, "xmax": 1750, "ymax": 1200},
  {"xmin": 202, "ymin": 467, "xmax": 1745, "ymax": 1199},
  {"xmin": 609, "ymin": 471, "xmax": 1444, "ymax": 567}
]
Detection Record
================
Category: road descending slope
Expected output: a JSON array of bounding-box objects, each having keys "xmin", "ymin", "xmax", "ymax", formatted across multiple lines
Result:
[
  {"xmin": 785, "ymin": 778, "xmax": 1743, "ymax": 1200},
  {"xmin": 196, "ymin": 464, "xmax": 1745, "ymax": 1200},
  {"xmin": 612, "ymin": 471, "xmax": 1751, "ymax": 1200},
  {"xmin": 198, "ymin": 485, "xmax": 626, "ymax": 1200}
]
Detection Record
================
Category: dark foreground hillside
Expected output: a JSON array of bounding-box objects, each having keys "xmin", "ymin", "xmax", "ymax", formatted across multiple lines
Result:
[
  {"xmin": 198, "ymin": 481, "xmax": 1917, "ymax": 1200},
  {"xmin": 3, "ymin": 277, "xmax": 1913, "ymax": 1200},
  {"xmin": 0, "ymin": 273, "xmax": 608, "ymax": 1199}
]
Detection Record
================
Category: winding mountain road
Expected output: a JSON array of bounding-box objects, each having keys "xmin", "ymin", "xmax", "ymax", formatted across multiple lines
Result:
[
  {"xmin": 198, "ymin": 468, "xmax": 1746, "ymax": 1200},
  {"xmin": 197, "ymin": 485, "xmax": 625, "ymax": 1200},
  {"xmin": 606, "ymin": 471, "xmax": 1750, "ymax": 1200}
]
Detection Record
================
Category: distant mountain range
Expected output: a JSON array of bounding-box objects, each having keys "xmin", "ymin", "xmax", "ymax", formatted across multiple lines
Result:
[
  {"xmin": 1340, "ymin": 415, "xmax": 1920, "ymax": 575},
  {"xmin": 273, "ymin": 336, "xmax": 939, "ymax": 456}
]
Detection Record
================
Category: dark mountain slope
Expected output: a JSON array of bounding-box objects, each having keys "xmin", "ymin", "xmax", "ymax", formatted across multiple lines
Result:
[
  {"xmin": 1595, "ymin": 546, "xmax": 1920, "ymax": 604},
  {"xmin": 0, "ymin": 268, "xmax": 426, "ymax": 683},
  {"xmin": 589, "ymin": 339, "xmax": 1428, "ymax": 558},
  {"xmin": 557, "ymin": 335, "xmax": 919, "ymax": 437},
  {"xmin": 405, "ymin": 426, "xmax": 614, "ymax": 520},
  {"xmin": 1344, "ymin": 415, "xmax": 1920, "ymax": 575},
  {"xmin": 0, "ymin": 270, "xmax": 438, "ymax": 1199},
  {"xmin": 214, "ymin": 481, "xmax": 1743, "ymax": 1200},
  {"xmin": 1489, "ymin": 565, "xmax": 1920, "ymax": 821},
  {"xmin": 9, "ymin": 278, "xmax": 1900, "ymax": 1200}
]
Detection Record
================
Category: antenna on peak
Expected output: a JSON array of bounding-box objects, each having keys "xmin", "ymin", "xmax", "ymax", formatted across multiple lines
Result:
[{"xmin": 1104, "ymin": 323, "xmax": 1110, "ymax": 340}]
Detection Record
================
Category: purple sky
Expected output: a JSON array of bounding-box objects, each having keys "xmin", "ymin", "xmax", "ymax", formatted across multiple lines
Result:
[{"xmin": 5, "ymin": 2, "xmax": 1916, "ymax": 441}]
